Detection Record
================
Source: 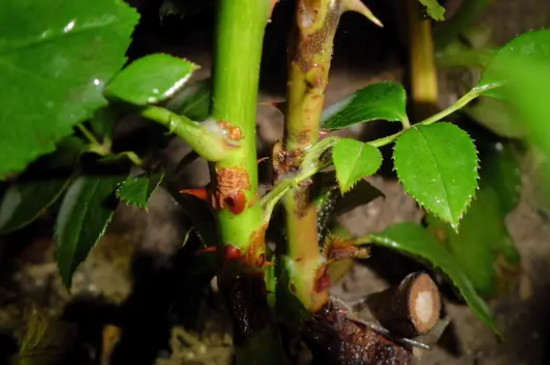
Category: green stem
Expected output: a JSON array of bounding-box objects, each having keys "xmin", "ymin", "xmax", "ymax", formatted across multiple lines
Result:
[
  {"xmin": 368, "ymin": 84, "xmax": 501, "ymax": 147},
  {"xmin": 141, "ymin": 106, "xmax": 232, "ymax": 162},
  {"xmin": 210, "ymin": 0, "xmax": 269, "ymax": 251},
  {"xmin": 77, "ymin": 124, "xmax": 101, "ymax": 147},
  {"xmin": 211, "ymin": 1, "xmax": 282, "ymax": 363}
]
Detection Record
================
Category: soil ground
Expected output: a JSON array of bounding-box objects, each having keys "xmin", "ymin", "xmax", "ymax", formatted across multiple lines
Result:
[{"xmin": 1, "ymin": 1, "xmax": 549, "ymax": 364}]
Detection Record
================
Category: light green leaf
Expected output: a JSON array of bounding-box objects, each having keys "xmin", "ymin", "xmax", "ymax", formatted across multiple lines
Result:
[
  {"xmin": 394, "ymin": 123, "xmax": 478, "ymax": 228},
  {"xmin": 116, "ymin": 170, "xmax": 164, "ymax": 209},
  {"xmin": 55, "ymin": 175, "xmax": 124, "ymax": 287},
  {"xmin": 370, "ymin": 222, "xmax": 499, "ymax": 335},
  {"xmin": 0, "ymin": 178, "xmax": 71, "ymax": 235},
  {"xmin": 417, "ymin": 0, "xmax": 445, "ymax": 21},
  {"xmin": 427, "ymin": 188, "xmax": 520, "ymax": 298},
  {"xmin": 105, "ymin": 53, "xmax": 198, "ymax": 105},
  {"xmin": 477, "ymin": 30, "xmax": 550, "ymax": 98},
  {"xmin": 321, "ymin": 82, "xmax": 407, "ymax": 130},
  {"xmin": 466, "ymin": 98, "xmax": 526, "ymax": 139},
  {"xmin": 333, "ymin": 139, "xmax": 382, "ymax": 193},
  {"xmin": 0, "ymin": 0, "xmax": 139, "ymax": 179}
]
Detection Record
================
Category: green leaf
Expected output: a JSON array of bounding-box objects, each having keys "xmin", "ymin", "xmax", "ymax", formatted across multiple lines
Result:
[
  {"xmin": 89, "ymin": 106, "xmax": 121, "ymax": 141},
  {"xmin": 55, "ymin": 175, "xmax": 123, "ymax": 287},
  {"xmin": 116, "ymin": 170, "xmax": 164, "ymax": 209},
  {"xmin": 417, "ymin": 0, "xmax": 445, "ymax": 21},
  {"xmin": 0, "ymin": 177, "xmax": 71, "ymax": 234},
  {"xmin": 315, "ymin": 173, "xmax": 383, "ymax": 243},
  {"xmin": 394, "ymin": 123, "xmax": 478, "ymax": 228},
  {"xmin": 321, "ymin": 82, "xmax": 407, "ymax": 130},
  {"xmin": 466, "ymin": 98, "xmax": 526, "ymax": 139},
  {"xmin": 477, "ymin": 30, "xmax": 550, "ymax": 98},
  {"xmin": 166, "ymin": 79, "xmax": 211, "ymax": 121},
  {"xmin": 479, "ymin": 142, "xmax": 521, "ymax": 215},
  {"xmin": 427, "ymin": 188, "xmax": 520, "ymax": 298},
  {"xmin": 0, "ymin": 0, "xmax": 139, "ymax": 179},
  {"xmin": 370, "ymin": 222, "xmax": 499, "ymax": 335},
  {"xmin": 332, "ymin": 139, "xmax": 382, "ymax": 194},
  {"xmin": 105, "ymin": 53, "xmax": 198, "ymax": 105}
]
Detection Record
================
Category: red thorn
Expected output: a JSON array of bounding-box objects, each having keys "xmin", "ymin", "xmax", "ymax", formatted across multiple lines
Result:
[
  {"xmin": 264, "ymin": 261, "xmax": 275, "ymax": 267},
  {"xmin": 257, "ymin": 156, "xmax": 269, "ymax": 165},
  {"xmin": 180, "ymin": 188, "xmax": 210, "ymax": 202},
  {"xmin": 196, "ymin": 246, "xmax": 218, "ymax": 254}
]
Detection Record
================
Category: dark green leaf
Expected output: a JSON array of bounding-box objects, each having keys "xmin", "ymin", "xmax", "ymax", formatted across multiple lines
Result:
[
  {"xmin": 89, "ymin": 106, "xmax": 121, "ymax": 141},
  {"xmin": 370, "ymin": 222, "xmax": 499, "ymax": 334},
  {"xmin": 321, "ymin": 82, "xmax": 407, "ymax": 130},
  {"xmin": 417, "ymin": 0, "xmax": 445, "ymax": 21},
  {"xmin": 0, "ymin": 0, "xmax": 139, "ymax": 179},
  {"xmin": 166, "ymin": 79, "xmax": 211, "ymax": 121},
  {"xmin": 479, "ymin": 142, "xmax": 521, "ymax": 215},
  {"xmin": 315, "ymin": 173, "xmax": 383, "ymax": 243},
  {"xmin": 333, "ymin": 139, "xmax": 382, "ymax": 193},
  {"xmin": 116, "ymin": 170, "xmax": 164, "ymax": 209},
  {"xmin": 55, "ymin": 175, "xmax": 123, "ymax": 287},
  {"xmin": 105, "ymin": 53, "xmax": 197, "ymax": 105},
  {"xmin": 435, "ymin": 0, "xmax": 490, "ymax": 47},
  {"xmin": 394, "ymin": 123, "xmax": 478, "ymax": 229},
  {"xmin": 0, "ymin": 177, "xmax": 71, "ymax": 234},
  {"xmin": 427, "ymin": 188, "xmax": 520, "ymax": 298}
]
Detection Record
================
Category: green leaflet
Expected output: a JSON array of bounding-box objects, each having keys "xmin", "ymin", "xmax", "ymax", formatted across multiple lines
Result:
[
  {"xmin": 370, "ymin": 222, "xmax": 499, "ymax": 335},
  {"xmin": 466, "ymin": 98, "xmax": 526, "ymax": 139},
  {"xmin": 0, "ymin": 0, "xmax": 139, "ymax": 179},
  {"xmin": 0, "ymin": 177, "xmax": 71, "ymax": 234},
  {"xmin": 105, "ymin": 53, "xmax": 197, "ymax": 105},
  {"xmin": 477, "ymin": 30, "xmax": 550, "ymax": 99},
  {"xmin": 417, "ymin": 0, "xmax": 445, "ymax": 21},
  {"xmin": 321, "ymin": 82, "xmax": 407, "ymax": 130},
  {"xmin": 332, "ymin": 139, "xmax": 382, "ymax": 194},
  {"xmin": 427, "ymin": 188, "xmax": 519, "ymax": 298},
  {"xmin": 55, "ymin": 175, "xmax": 124, "ymax": 288},
  {"xmin": 116, "ymin": 170, "xmax": 165, "ymax": 209},
  {"xmin": 394, "ymin": 123, "xmax": 478, "ymax": 229},
  {"xmin": 166, "ymin": 79, "xmax": 212, "ymax": 121},
  {"xmin": 477, "ymin": 30, "xmax": 550, "ymax": 191}
]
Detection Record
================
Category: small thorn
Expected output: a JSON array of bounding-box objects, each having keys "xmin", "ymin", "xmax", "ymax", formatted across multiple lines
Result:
[
  {"xmin": 196, "ymin": 246, "xmax": 218, "ymax": 254},
  {"xmin": 343, "ymin": 0, "xmax": 384, "ymax": 27},
  {"xmin": 257, "ymin": 156, "xmax": 269, "ymax": 165},
  {"xmin": 180, "ymin": 187, "xmax": 210, "ymax": 202},
  {"xmin": 264, "ymin": 261, "xmax": 275, "ymax": 266}
]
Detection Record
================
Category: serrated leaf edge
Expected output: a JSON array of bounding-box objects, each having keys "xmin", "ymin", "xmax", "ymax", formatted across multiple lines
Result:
[{"xmin": 393, "ymin": 124, "xmax": 479, "ymax": 230}]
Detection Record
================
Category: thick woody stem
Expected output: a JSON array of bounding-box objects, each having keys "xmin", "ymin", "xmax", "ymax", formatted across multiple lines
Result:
[
  {"xmin": 281, "ymin": 0, "xmax": 341, "ymax": 313},
  {"xmin": 280, "ymin": 0, "xmax": 382, "ymax": 313},
  {"xmin": 367, "ymin": 272, "xmax": 441, "ymax": 338}
]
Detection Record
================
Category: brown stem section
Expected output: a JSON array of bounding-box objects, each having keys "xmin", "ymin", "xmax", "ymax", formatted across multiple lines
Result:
[
  {"xmin": 303, "ymin": 300, "xmax": 412, "ymax": 365},
  {"xmin": 367, "ymin": 272, "xmax": 441, "ymax": 338},
  {"xmin": 279, "ymin": 0, "xmax": 343, "ymax": 313}
]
